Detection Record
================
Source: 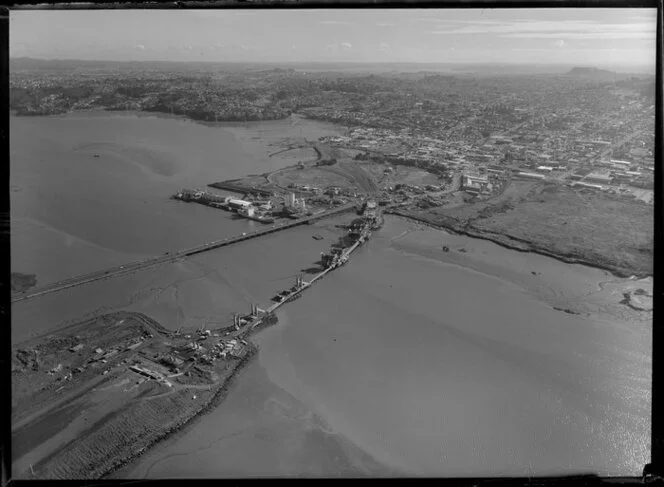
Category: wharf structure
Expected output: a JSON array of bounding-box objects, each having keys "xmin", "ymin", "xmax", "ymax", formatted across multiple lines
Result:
[{"xmin": 173, "ymin": 188, "xmax": 306, "ymax": 223}]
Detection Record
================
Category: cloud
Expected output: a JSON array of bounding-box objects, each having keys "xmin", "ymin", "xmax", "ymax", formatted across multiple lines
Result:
[
  {"xmin": 376, "ymin": 22, "xmax": 395, "ymax": 27},
  {"xmin": 409, "ymin": 17, "xmax": 452, "ymax": 23},
  {"xmin": 134, "ymin": 44, "xmax": 145, "ymax": 50},
  {"xmin": 209, "ymin": 43, "xmax": 253, "ymax": 51},
  {"xmin": 552, "ymin": 39, "xmax": 566, "ymax": 48},
  {"xmin": 324, "ymin": 41, "xmax": 353, "ymax": 52},
  {"xmin": 505, "ymin": 32, "xmax": 653, "ymax": 40},
  {"xmin": 318, "ymin": 20, "xmax": 354, "ymax": 26},
  {"xmin": 512, "ymin": 47, "xmax": 650, "ymax": 53},
  {"xmin": 434, "ymin": 19, "xmax": 508, "ymax": 27},
  {"xmin": 429, "ymin": 19, "xmax": 656, "ymax": 39}
]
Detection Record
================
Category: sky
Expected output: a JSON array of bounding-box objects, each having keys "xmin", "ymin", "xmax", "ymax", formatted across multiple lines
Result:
[{"xmin": 10, "ymin": 8, "xmax": 658, "ymax": 69}]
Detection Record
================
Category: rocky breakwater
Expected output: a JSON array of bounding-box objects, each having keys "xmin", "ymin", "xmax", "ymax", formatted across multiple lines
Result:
[{"xmin": 101, "ymin": 344, "xmax": 258, "ymax": 479}]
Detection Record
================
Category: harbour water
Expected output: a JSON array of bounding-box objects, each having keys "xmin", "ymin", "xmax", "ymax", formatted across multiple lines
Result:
[
  {"xmin": 11, "ymin": 113, "xmax": 651, "ymax": 477},
  {"xmin": 119, "ymin": 216, "xmax": 651, "ymax": 477},
  {"xmin": 10, "ymin": 112, "xmax": 343, "ymax": 285}
]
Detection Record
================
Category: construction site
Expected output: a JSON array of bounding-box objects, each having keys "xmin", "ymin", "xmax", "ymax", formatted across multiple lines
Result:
[
  {"xmin": 10, "ymin": 306, "xmax": 264, "ymax": 479},
  {"xmin": 11, "ymin": 197, "xmax": 383, "ymax": 480}
]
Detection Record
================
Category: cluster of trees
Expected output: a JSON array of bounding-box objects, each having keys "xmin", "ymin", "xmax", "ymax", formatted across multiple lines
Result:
[{"xmin": 10, "ymin": 74, "xmax": 294, "ymax": 121}]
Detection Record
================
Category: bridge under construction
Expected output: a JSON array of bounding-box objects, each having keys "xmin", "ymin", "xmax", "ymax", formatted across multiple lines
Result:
[{"xmin": 222, "ymin": 214, "xmax": 375, "ymax": 339}]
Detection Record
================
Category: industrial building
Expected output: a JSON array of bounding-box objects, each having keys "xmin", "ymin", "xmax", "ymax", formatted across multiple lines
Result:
[
  {"xmin": 610, "ymin": 159, "xmax": 632, "ymax": 167},
  {"xmin": 514, "ymin": 172, "xmax": 546, "ymax": 180},
  {"xmin": 224, "ymin": 197, "xmax": 253, "ymax": 210},
  {"xmin": 572, "ymin": 182, "xmax": 603, "ymax": 190},
  {"xmin": 285, "ymin": 192, "xmax": 306, "ymax": 209},
  {"xmin": 584, "ymin": 173, "xmax": 613, "ymax": 185}
]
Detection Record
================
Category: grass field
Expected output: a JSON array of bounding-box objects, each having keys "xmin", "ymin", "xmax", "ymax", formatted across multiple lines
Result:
[
  {"xmin": 471, "ymin": 185, "xmax": 653, "ymax": 277},
  {"xmin": 409, "ymin": 182, "xmax": 653, "ymax": 278},
  {"xmin": 272, "ymin": 166, "xmax": 350, "ymax": 189}
]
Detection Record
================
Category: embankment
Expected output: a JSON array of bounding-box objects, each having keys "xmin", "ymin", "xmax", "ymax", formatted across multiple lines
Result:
[
  {"xmin": 19, "ymin": 341, "xmax": 258, "ymax": 480},
  {"xmin": 100, "ymin": 344, "xmax": 258, "ymax": 479}
]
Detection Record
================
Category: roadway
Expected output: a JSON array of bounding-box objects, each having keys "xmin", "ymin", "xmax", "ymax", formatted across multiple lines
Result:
[{"xmin": 11, "ymin": 203, "xmax": 357, "ymax": 304}]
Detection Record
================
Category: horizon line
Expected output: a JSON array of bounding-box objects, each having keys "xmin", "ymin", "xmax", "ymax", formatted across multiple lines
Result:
[{"xmin": 10, "ymin": 56, "xmax": 655, "ymax": 69}]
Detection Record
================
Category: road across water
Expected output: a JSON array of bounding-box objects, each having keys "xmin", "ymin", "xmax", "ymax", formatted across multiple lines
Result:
[{"xmin": 11, "ymin": 204, "xmax": 357, "ymax": 304}]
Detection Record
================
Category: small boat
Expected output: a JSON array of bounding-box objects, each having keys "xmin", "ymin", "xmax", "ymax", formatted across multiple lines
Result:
[
  {"xmin": 93, "ymin": 153, "xmax": 100, "ymax": 158},
  {"xmin": 442, "ymin": 246, "xmax": 449, "ymax": 252},
  {"xmin": 312, "ymin": 234, "xmax": 324, "ymax": 240}
]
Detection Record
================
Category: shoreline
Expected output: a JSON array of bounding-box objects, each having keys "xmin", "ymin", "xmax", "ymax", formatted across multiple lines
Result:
[
  {"xmin": 12, "ymin": 109, "xmax": 329, "ymax": 131},
  {"xmin": 386, "ymin": 210, "xmax": 651, "ymax": 280},
  {"xmin": 11, "ymin": 107, "xmax": 292, "ymax": 124}
]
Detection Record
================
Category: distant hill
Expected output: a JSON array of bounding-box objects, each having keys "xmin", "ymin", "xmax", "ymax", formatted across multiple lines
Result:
[
  {"xmin": 10, "ymin": 57, "xmax": 651, "ymax": 78},
  {"xmin": 568, "ymin": 66, "xmax": 614, "ymax": 76},
  {"xmin": 9, "ymin": 57, "xmax": 266, "ymax": 74},
  {"xmin": 565, "ymin": 66, "xmax": 631, "ymax": 81}
]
